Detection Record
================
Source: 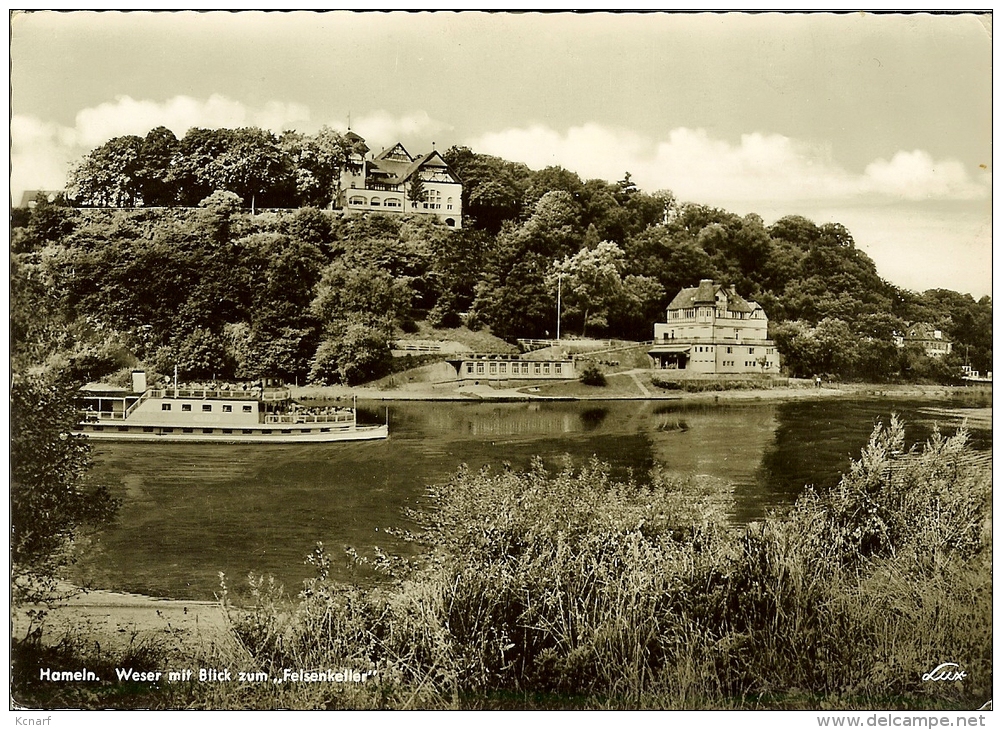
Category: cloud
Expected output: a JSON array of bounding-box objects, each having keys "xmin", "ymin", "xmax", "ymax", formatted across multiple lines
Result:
[
  {"xmin": 468, "ymin": 123, "xmax": 990, "ymax": 207},
  {"xmin": 71, "ymin": 94, "xmax": 313, "ymax": 148},
  {"xmin": 10, "ymin": 95, "xmax": 449, "ymax": 201},
  {"xmin": 350, "ymin": 110, "xmax": 451, "ymax": 150},
  {"xmin": 862, "ymin": 150, "xmax": 989, "ymax": 201}
]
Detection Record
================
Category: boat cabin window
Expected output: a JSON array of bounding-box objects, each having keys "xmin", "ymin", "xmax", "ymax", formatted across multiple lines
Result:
[
  {"xmin": 182, "ymin": 404, "xmax": 192, "ymax": 412},
  {"xmin": 243, "ymin": 405, "xmax": 253, "ymax": 413},
  {"xmin": 202, "ymin": 404, "xmax": 212, "ymax": 412},
  {"xmin": 222, "ymin": 405, "xmax": 232, "ymax": 413},
  {"xmin": 162, "ymin": 403, "xmax": 171, "ymax": 411},
  {"xmin": 182, "ymin": 428, "xmax": 193, "ymax": 433}
]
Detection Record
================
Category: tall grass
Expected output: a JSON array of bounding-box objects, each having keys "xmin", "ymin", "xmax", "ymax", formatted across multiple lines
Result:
[
  {"xmin": 217, "ymin": 416, "xmax": 990, "ymax": 709},
  {"xmin": 14, "ymin": 418, "xmax": 991, "ymax": 709}
]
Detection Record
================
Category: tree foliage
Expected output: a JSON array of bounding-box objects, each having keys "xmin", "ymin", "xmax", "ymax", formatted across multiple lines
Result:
[
  {"xmin": 16, "ymin": 132, "xmax": 992, "ymax": 385},
  {"xmin": 11, "ymin": 377, "xmax": 118, "ymax": 605}
]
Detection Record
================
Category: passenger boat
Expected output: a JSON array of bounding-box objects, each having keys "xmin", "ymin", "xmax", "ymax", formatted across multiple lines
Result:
[{"xmin": 73, "ymin": 371, "xmax": 388, "ymax": 443}]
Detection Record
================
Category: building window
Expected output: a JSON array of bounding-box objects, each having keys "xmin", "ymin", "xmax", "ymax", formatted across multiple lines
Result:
[
  {"xmin": 427, "ymin": 190, "xmax": 442, "ymax": 209},
  {"xmin": 726, "ymin": 347, "xmax": 732, "ymax": 354},
  {"xmin": 349, "ymin": 196, "xmax": 366, "ymax": 206},
  {"xmin": 544, "ymin": 363, "xmax": 550, "ymax": 374},
  {"xmin": 384, "ymin": 198, "xmax": 401, "ymax": 208},
  {"xmin": 447, "ymin": 197, "xmax": 453, "ymax": 210},
  {"xmin": 521, "ymin": 362, "xmax": 529, "ymax": 374},
  {"xmin": 476, "ymin": 362, "xmax": 484, "ymax": 374},
  {"xmin": 489, "ymin": 362, "xmax": 497, "ymax": 375},
  {"xmin": 202, "ymin": 404, "xmax": 212, "ymax": 412},
  {"xmin": 555, "ymin": 362, "xmax": 562, "ymax": 374},
  {"xmin": 182, "ymin": 404, "xmax": 192, "ymax": 412},
  {"xmin": 162, "ymin": 403, "xmax": 171, "ymax": 411},
  {"xmin": 466, "ymin": 363, "xmax": 474, "ymax": 374},
  {"xmin": 370, "ymin": 197, "xmax": 381, "ymax": 207},
  {"xmin": 749, "ymin": 347, "xmax": 755, "ymax": 354},
  {"xmin": 223, "ymin": 405, "xmax": 232, "ymax": 413},
  {"xmin": 534, "ymin": 363, "xmax": 541, "ymax": 374},
  {"xmin": 500, "ymin": 363, "xmax": 507, "ymax": 374}
]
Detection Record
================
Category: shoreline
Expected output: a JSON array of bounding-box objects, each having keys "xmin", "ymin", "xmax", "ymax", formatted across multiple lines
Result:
[
  {"xmin": 12, "ymin": 584, "xmax": 232, "ymax": 655},
  {"xmin": 292, "ymin": 380, "xmax": 983, "ymax": 404}
]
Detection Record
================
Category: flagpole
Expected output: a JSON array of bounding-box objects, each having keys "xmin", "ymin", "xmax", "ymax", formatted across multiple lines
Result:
[{"xmin": 556, "ymin": 273, "xmax": 562, "ymax": 342}]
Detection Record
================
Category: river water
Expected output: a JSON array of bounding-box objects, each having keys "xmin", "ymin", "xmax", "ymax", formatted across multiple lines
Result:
[{"xmin": 72, "ymin": 397, "xmax": 991, "ymax": 601}]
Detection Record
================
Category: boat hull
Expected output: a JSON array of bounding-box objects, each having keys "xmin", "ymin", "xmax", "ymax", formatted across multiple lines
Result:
[{"xmin": 73, "ymin": 423, "xmax": 389, "ymax": 444}]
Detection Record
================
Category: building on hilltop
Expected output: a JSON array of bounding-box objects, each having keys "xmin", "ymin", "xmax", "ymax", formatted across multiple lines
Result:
[
  {"xmin": 335, "ymin": 131, "xmax": 463, "ymax": 228},
  {"xmin": 895, "ymin": 322, "xmax": 953, "ymax": 358},
  {"xmin": 17, "ymin": 190, "xmax": 63, "ymax": 208},
  {"xmin": 648, "ymin": 279, "xmax": 780, "ymax": 374}
]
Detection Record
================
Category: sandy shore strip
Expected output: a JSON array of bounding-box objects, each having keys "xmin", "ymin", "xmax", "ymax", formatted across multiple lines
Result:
[{"xmin": 12, "ymin": 586, "xmax": 232, "ymax": 655}]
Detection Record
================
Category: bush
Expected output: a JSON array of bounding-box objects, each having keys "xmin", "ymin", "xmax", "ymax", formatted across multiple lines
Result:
[
  {"xmin": 579, "ymin": 362, "xmax": 606, "ymax": 386},
  {"xmin": 217, "ymin": 417, "xmax": 990, "ymax": 709}
]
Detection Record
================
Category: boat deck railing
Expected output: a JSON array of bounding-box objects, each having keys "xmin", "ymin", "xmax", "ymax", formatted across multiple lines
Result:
[
  {"xmin": 265, "ymin": 413, "xmax": 355, "ymax": 425},
  {"xmin": 82, "ymin": 411, "xmax": 125, "ymax": 421},
  {"xmin": 149, "ymin": 387, "xmax": 291, "ymax": 402}
]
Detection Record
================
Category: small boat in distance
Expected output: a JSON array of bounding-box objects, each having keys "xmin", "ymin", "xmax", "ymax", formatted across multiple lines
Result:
[{"xmin": 74, "ymin": 370, "xmax": 388, "ymax": 443}]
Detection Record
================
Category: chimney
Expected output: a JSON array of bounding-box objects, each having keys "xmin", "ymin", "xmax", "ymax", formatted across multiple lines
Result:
[{"xmin": 131, "ymin": 370, "xmax": 147, "ymax": 394}]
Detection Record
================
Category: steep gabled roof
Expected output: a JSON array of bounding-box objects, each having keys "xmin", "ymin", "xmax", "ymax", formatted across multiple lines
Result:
[
  {"xmin": 667, "ymin": 280, "xmax": 758, "ymax": 314},
  {"xmin": 368, "ymin": 148, "xmax": 461, "ymax": 185},
  {"xmin": 905, "ymin": 322, "xmax": 948, "ymax": 341},
  {"xmin": 373, "ymin": 143, "xmax": 413, "ymax": 162}
]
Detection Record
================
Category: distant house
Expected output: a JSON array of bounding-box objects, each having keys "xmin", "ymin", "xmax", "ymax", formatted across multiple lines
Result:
[
  {"xmin": 897, "ymin": 322, "xmax": 953, "ymax": 358},
  {"xmin": 17, "ymin": 190, "xmax": 62, "ymax": 208},
  {"xmin": 648, "ymin": 279, "xmax": 780, "ymax": 374},
  {"xmin": 335, "ymin": 131, "xmax": 463, "ymax": 228}
]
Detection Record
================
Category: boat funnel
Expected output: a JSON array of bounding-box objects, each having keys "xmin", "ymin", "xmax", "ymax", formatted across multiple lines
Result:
[{"xmin": 131, "ymin": 370, "xmax": 148, "ymax": 393}]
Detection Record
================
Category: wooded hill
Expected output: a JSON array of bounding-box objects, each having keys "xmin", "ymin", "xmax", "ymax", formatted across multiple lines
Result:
[{"xmin": 10, "ymin": 127, "xmax": 992, "ymax": 386}]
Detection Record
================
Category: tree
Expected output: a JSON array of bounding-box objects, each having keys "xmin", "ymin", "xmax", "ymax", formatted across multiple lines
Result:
[
  {"xmin": 311, "ymin": 261, "xmax": 413, "ymax": 328},
  {"xmin": 67, "ymin": 135, "xmax": 144, "ymax": 207},
  {"xmin": 136, "ymin": 126, "xmax": 179, "ymax": 206},
  {"xmin": 281, "ymin": 126, "xmax": 349, "ymax": 207},
  {"xmin": 11, "ymin": 376, "xmax": 118, "ymax": 605},
  {"xmin": 408, "ymin": 175, "xmax": 427, "ymax": 207},
  {"xmin": 309, "ymin": 314, "xmax": 394, "ymax": 385},
  {"xmin": 549, "ymin": 241, "xmax": 627, "ymax": 337}
]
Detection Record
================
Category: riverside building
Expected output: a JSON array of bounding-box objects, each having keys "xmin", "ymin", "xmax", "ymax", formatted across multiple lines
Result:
[{"xmin": 648, "ymin": 279, "xmax": 780, "ymax": 375}]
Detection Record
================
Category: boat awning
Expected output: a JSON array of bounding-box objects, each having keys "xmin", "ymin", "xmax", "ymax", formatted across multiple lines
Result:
[{"xmin": 648, "ymin": 344, "xmax": 692, "ymax": 354}]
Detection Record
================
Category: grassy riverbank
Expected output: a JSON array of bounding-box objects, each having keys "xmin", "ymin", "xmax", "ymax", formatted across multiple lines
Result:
[
  {"xmin": 12, "ymin": 416, "xmax": 991, "ymax": 710},
  {"xmin": 292, "ymin": 374, "xmax": 989, "ymax": 405}
]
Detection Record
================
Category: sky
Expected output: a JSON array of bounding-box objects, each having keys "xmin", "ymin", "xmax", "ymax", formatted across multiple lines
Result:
[{"xmin": 9, "ymin": 10, "xmax": 993, "ymax": 298}]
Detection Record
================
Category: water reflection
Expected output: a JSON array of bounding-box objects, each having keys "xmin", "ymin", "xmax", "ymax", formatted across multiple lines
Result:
[{"xmin": 74, "ymin": 398, "xmax": 989, "ymax": 601}]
